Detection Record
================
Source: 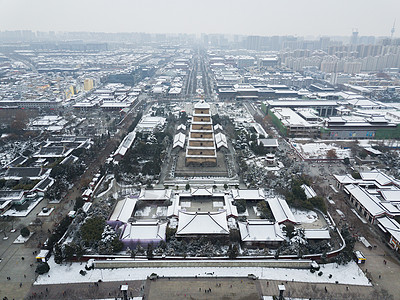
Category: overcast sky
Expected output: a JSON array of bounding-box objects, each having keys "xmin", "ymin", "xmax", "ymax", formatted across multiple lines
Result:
[{"xmin": 0, "ymin": 0, "xmax": 399, "ymax": 37}]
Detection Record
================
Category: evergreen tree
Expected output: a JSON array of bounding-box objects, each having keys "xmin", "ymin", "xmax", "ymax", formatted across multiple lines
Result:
[
  {"xmin": 227, "ymin": 244, "xmax": 239, "ymax": 259},
  {"xmin": 20, "ymin": 227, "xmax": 30, "ymax": 238},
  {"xmin": 54, "ymin": 244, "xmax": 63, "ymax": 264},
  {"xmin": 147, "ymin": 243, "xmax": 154, "ymax": 259},
  {"xmin": 35, "ymin": 262, "xmax": 50, "ymax": 275}
]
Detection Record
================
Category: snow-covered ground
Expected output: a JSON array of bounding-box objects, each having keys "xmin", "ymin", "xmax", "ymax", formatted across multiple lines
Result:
[
  {"xmin": 291, "ymin": 142, "xmax": 351, "ymax": 159},
  {"xmin": 291, "ymin": 208, "xmax": 317, "ymax": 224},
  {"xmin": 180, "ymin": 201, "xmax": 191, "ymax": 208},
  {"xmin": 213, "ymin": 201, "xmax": 224, "ymax": 208},
  {"xmin": 155, "ymin": 206, "xmax": 167, "ymax": 217},
  {"xmin": 13, "ymin": 232, "xmax": 33, "ymax": 244},
  {"xmin": 35, "ymin": 258, "xmax": 371, "ymax": 286},
  {"xmin": 134, "ymin": 207, "xmax": 151, "ymax": 217}
]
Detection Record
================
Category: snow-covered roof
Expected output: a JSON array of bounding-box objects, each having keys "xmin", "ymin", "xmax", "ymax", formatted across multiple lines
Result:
[
  {"xmin": 121, "ymin": 221, "xmax": 167, "ymax": 241},
  {"xmin": 194, "ymin": 100, "xmax": 210, "ymax": 110},
  {"xmin": 335, "ymin": 170, "xmax": 400, "ymax": 189},
  {"xmin": 100, "ymin": 102, "xmax": 130, "ymax": 109},
  {"xmin": 215, "ymin": 132, "xmax": 228, "ymax": 149},
  {"xmin": 33, "ymin": 177, "xmax": 55, "ymax": 192},
  {"xmin": 214, "ymin": 124, "xmax": 223, "ymax": 132},
  {"xmin": 258, "ymin": 139, "xmax": 278, "ymax": 148},
  {"xmin": 177, "ymin": 124, "xmax": 186, "ymax": 131},
  {"xmin": 60, "ymin": 155, "xmax": 79, "ymax": 165},
  {"xmin": 380, "ymin": 189, "xmax": 400, "ymax": 202},
  {"xmin": 271, "ymin": 108, "xmax": 315, "ymax": 128},
  {"xmin": 176, "ymin": 211, "xmax": 229, "ymax": 236},
  {"xmin": 82, "ymin": 202, "xmax": 92, "ymax": 213},
  {"xmin": 380, "ymin": 202, "xmax": 400, "ymax": 214},
  {"xmin": 0, "ymin": 190, "xmax": 25, "ymax": 201},
  {"xmin": 152, "ymin": 86, "xmax": 165, "ymax": 94},
  {"xmin": 109, "ymin": 197, "xmax": 137, "ymax": 223},
  {"xmin": 136, "ymin": 115, "xmax": 166, "ymax": 132},
  {"xmin": 0, "ymin": 200, "xmax": 12, "ymax": 210},
  {"xmin": 190, "ymin": 187, "xmax": 213, "ymax": 196},
  {"xmin": 363, "ymin": 147, "xmax": 382, "ymax": 155},
  {"xmin": 344, "ymin": 184, "xmax": 386, "ymax": 217},
  {"xmin": 267, "ymin": 197, "xmax": 297, "ymax": 224},
  {"xmin": 238, "ymin": 220, "xmax": 284, "ymax": 242},
  {"xmin": 304, "ymin": 229, "xmax": 331, "ymax": 240},
  {"xmin": 114, "ymin": 131, "xmax": 136, "ymax": 157},
  {"xmin": 301, "ymin": 184, "xmax": 317, "ymax": 199},
  {"xmin": 4, "ymin": 167, "xmax": 46, "ymax": 180},
  {"xmin": 347, "ymin": 98, "xmax": 378, "ymax": 108},
  {"xmin": 225, "ymin": 194, "xmax": 238, "ymax": 217},
  {"xmin": 173, "ymin": 132, "xmax": 185, "ymax": 149},
  {"xmin": 168, "ymin": 87, "xmax": 182, "ymax": 95},
  {"xmin": 167, "ymin": 194, "xmax": 180, "ymax": 217},
  {"xmin": 251, "ymin": 122, "xmax": 268, "ymax": 137},
  {"xmin": 231, "ymin": 189, "xmax": 265, "ymax": 200},
  {"xmin": 376, "ymin": 217, "xmax": 400, "ymax": 244},
  {"xmin": 360, "ymin": 171, "xmax": 395, "ymax": 186},
  {"xmin": 139, "ymin": 189, "xmax": 172, "ymax": 201},
  {"xmin": 334, "ymin": 174, "xmax": 358, "ymax": 185}
]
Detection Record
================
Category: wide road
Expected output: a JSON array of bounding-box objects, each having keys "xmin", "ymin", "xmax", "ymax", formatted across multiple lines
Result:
[{"xmin": 198, "ymin": 49, "xmax": 213, "ymax": 97}]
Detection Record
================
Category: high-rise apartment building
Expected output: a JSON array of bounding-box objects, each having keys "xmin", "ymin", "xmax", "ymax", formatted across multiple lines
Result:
[{"xmin": 84, "ymin": 79, "xmax": 94, "ymax": 91}]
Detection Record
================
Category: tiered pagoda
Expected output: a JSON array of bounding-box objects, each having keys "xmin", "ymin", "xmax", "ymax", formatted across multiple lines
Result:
[{"xmin": 185, "ymin": 100, "xmax": 217, "ymax": 166}]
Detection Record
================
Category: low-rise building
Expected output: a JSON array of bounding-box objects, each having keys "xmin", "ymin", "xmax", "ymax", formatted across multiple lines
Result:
[
  {"xmin": 238, "ymin": 220, "xmax": 285, "ymax": 248},
  {"xmin": 269, "ymin": 108, "xmax": 320, "ymax": 137},
  {"xmin": 334, "ymin": 170, "xmax": 400, "ymax": 224}
]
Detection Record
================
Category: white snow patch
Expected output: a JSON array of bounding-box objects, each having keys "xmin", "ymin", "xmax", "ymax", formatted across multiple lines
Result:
[
  {"xmin": 290, "ymin": 208, "xmax": 318, "ymax": 224},
  {"xmin": 213, "ymin": 201, "xmax": 224, "ymax": 208},
  {"xmin": 13, "ymin": 232, "xmax": 34, "ymax": 244},
  {"xmin": 134, "ymin": 206, "xmax": 151, "ymax": 217},
  {"xmin": 155, "ymin": 206, "xmax": 167, "ymax": 217},
  {"xmin": 292, "ymin": 142, "xmax": 351, "ymax": 160},
  {"xmin": 35, "ymin": 258, "xmax": 371, "ymax": 287},
  {"xmin": 336, "ymin": 209, "xmax": 345, "ymax": 218},
  {"xmin": 180, "ymin": 201, "xmax": 191, "ymax": 208},
  {"xmin": 252, "ymin": 206, "xmax": 261, "ymax": 217}
]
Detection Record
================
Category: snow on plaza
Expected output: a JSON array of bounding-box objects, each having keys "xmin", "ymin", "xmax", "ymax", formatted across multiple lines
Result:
[
  {"xmin": 291, "ymin": 141, "xmax": 352, "ymax": 159},
  {"xmin": 35, "ymin": 257, "xmax": 371, "ymax": 287}
]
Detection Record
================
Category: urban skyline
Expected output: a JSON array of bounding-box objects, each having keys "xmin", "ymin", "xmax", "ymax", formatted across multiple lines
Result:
[{"xmin": 0, "ymin": 0, "xmax": 399, "ymax": 37}]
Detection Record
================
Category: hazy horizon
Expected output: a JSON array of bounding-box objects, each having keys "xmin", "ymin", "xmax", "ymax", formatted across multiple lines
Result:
[{"xmin": 0, "ymin": 0, "xmax": 399, "ymax": 38}]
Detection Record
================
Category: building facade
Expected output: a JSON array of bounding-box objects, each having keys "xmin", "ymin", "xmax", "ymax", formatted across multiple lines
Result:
[{"xmin": 185, "ymin": 100, "xmax": 217, "ymax": 166}]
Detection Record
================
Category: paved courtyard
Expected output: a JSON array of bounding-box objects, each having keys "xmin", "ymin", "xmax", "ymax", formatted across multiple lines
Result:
[
  {"xmin": 146, "ymin": 278, "xmax": 261, "ymax": 300},
  {"xmin": 28, "ymin": 280, "xmax": 145, "ymax": 300}
]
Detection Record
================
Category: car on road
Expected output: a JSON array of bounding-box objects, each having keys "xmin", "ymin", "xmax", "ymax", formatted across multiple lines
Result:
[{"xmin": 248, "ymin": 274, "xmax": 258, "ymax": 280}]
